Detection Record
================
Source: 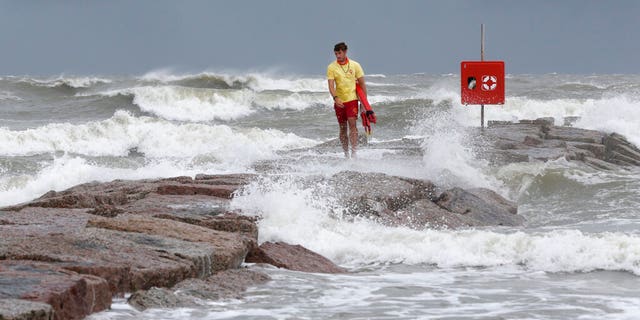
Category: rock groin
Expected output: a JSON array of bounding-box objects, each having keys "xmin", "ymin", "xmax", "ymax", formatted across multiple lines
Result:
[
  {"xmin": 479, "ymin": 118, "xmax": 640, "ymax": 169},
  {"xmin": 0, "ymin": 175, "xmax": 260, "ymax": 320}
]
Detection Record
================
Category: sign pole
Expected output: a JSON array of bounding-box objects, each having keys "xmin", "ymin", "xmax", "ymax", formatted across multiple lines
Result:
[
  {"xmin": 480, "ymin": 24, "xmax": 485, "ymax": 129},
  {"xmin": 460, "ymin": 27, "xmax": 504, "ymax": 118}
]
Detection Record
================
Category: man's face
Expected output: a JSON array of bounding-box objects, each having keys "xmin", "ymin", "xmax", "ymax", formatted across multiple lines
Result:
[{"xmin": 334, "ymin": 49, "xmax": 347, "ymax": 63}]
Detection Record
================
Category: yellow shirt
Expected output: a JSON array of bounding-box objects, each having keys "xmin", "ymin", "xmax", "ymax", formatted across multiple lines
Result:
[{"xmin": 327, "ymin": 59, "xmax": 364, "ymax": 102}]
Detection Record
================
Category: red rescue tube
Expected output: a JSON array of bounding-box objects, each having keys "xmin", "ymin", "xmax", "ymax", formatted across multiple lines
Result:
[
  {"xmin": 356, "ymin": 84, "xmax": 373, "ymax": 112},
  {"xmin": 356, "ymin": 84, "xmax": 377, "ymax": 135},
  {"xmin": 360, "ymin": 109, "xmax": 371, "ymax": 135}
]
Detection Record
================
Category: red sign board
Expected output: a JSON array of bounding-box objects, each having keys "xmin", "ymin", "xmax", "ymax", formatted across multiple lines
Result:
[{"xmin": 461, "ymin": 61, "xmax": 504, "ymax": 105}]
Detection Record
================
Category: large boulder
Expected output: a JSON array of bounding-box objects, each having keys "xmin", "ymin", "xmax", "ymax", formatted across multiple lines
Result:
[
  {"xmin": 2, "ymin": 174, "xmax": 256, "ymax": 212},
  {"xmin": 0, "ymin": 206, "xmax": 257, "ymax": 296},
  {"xmin": 127, "ymin": 268, "xmax": 270, "ymax": 311},
  {"xmin": 0, "ymin": 299, "xmax": 53, "ymax": 320},
  {"xmin": 325, "ymin": 171, "xmax": 520, "ymax": 229},
  {"xmin": 0, "ymin": 261, "xmax": 111, "ymax": 320},
  {"xmin": 86, "ymin": 213, "xmax": 255, "ymax": 272},
  {"xmin": 435, "ymin": 187, "xmax": 523, "ymax": 227},
  {"xmin": 126, "ymin": 287, "xmax": 196, "ymax": 311},
  {"xmin": 376, "ymin": 199, "xmax": 470, "ymax": 229},
  {"xmin": 245, "ymin": 242, "xmax": 347, "ymax": 274}
]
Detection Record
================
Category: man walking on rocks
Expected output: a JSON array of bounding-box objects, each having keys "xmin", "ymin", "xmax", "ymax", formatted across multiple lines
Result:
[{"xmin": 327, "ymin": 42, "xmax": 367, "ymax": 158}]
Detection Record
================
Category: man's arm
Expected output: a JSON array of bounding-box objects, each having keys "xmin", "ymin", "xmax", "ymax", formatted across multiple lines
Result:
[
  {"xmin": 328, "ymin": 79, "xmax": 344, "ymax": 107},
  {"xmin": 357, "ymin": 77, "xmax": 367, "ymax": 96}
]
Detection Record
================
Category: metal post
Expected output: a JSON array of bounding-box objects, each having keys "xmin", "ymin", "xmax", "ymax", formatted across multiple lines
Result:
[
  {"xmin": 480, "ymin": 24, "xmax": 485, "ymax": 129},
  {"xmin": 481, "ymin": 24, "xmax": 485, "ymax": 61}
]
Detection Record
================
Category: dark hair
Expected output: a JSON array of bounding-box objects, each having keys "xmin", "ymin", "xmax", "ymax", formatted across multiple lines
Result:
[{"xmin": 334, "ymin": 42, "xmax": 348, "ymax": 52}]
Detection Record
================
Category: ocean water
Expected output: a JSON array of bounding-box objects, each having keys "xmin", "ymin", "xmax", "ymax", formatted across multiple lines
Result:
[{"xmin": 1, "ymin": 71, "xmax": 640, "ymax": 319}]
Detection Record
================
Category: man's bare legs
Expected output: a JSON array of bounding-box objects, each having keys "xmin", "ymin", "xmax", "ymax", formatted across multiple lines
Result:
[
  {"xmin": 347, "ymin": 117, "xmax": 358, "ymax": 158},
  {"xmin": 339, "ymin": 118, "xmax": 358, "ymax": 158},
  {"xmin": 338, "ymin": 122, "xmax": 349, "ymax": 157}
]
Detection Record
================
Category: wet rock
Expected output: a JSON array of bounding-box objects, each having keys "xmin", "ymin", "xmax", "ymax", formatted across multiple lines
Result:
[
  {"xmin": 87, "ymin": 204, "xmax": 123, "ymax": 218},
  {"xmin": 245, "ymin": 242, "xmax": 347, "ymax": 274},
  {"xmin": 435, "ymin": 187, "xmax": 523, "ymax": 227},
  {"xmin": 328, "ymin": 171, "xmax": 437, "ymax": 216},
  {"xmin": 376, "ymin": 199, "xmax": 470, "ymax": 229},
  {"xmin": 153, "ymin": 212, "xmax": 259, "ymax": 240},
  {"xmin": 128, "ymin": 268, "xmax": 270, "ymax": 311},
  {"xmin": 156, "ymin": 183, "xmax": 238, "ymax": 198},
  {"xmin": 478, "ymin": 118, "xmax": 640, "ymax": 169},
  {"xmin": 86, "ymin": 214, "xmax": 255, "ymax": 272},
  {"xmin": 0, "ymin": 174, "xmax": 261, "ymax": 319},
  {"xmin": 1, "ymin": 203, "xmax": 257, "ymax": 297},
  {"xmin": 156, "ymin": 175, "xmax": 255, "ymax": 198},
  {"xmin": 583, "ymin": 157, "xmax": 619, "ymax": 171},
  {"xmin": 173, "ymin": 268, "xmax": 270, "ymax": 300},
  {"xmin": 127, "ymin": 287, "xmax": 197, "ymax": 311},
  {"xmin": 603, "ymin": 133, "xmax": 640, "ymax": 166},
  {"xmin": 326, "ymin": 171, "xmax": 521, "ymax": 229},
  {"xmin": 0, "ymin": 261, "xmax": 111, "ymax": 320},
  {"xmin": 545, "ymin": 125, "xmax": 604, "ymax": 144},
  {"xmin": 1, "ymin": 226, "xmax": 218, "ymax": 295},
  {"xmin": 3, "ymin": 174, "xmax": 256, "ymax": 212},
  {"xmin": 117, "ymin": 192, "xmax": 231, "ymax": 217},
  {"xmin": 1, "ymin": 181, "xmax": 151, "ymax": 212},
  {"xmin": 311, "ymin": 134, "xmax": 370, "ymax": 149},
  {"xmin": 0, "ymin": 299, "xmax": 53, "ymax": 320},
  {"xmin": 563, "ymin": 116, "xmax": 580, "ymax": 126},
  {"xmin": 194, "ymin": 173, "xmax": 257, "ymax": 186}
]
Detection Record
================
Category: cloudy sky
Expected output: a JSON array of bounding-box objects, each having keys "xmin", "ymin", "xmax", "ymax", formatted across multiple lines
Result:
[{"xmin": 1, "ymin": 0, "xmax": 639, "ymax": 75}]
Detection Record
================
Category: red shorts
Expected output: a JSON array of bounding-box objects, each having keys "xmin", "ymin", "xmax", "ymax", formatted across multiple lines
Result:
[{"xmin": 334, "ymin": 100, "xmax": 359, "ymax": 123}]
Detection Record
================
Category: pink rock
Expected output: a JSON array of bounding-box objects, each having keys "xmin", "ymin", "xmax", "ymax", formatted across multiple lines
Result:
[
  {"xmin": 246, "ymin": 242, "xmax": 346, "ymax": 274},
  {"xmin": 0, "ymin": 261, "xmax": 111, "ymax": 320}
]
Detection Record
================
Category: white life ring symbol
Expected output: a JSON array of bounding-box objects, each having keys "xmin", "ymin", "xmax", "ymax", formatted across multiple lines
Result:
[{"xmin": 482, "ymin": 75, "xmax": 497, "ymax": 91}]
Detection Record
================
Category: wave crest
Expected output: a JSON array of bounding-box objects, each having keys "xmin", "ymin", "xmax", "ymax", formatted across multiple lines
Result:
[
  {"xmin": 16, "ymin": 76, "xmax": 112, "ymax": 90},
  {"xmin": 0, "ymin": 110, "xmax": 318, "ymax": 158},
  {"xmin": 140, "ymin": 71, "xmax": 325, "ymax": 92}
]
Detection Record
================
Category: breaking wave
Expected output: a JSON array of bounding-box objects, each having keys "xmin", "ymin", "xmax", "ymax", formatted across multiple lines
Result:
[
  {"xmin": 0, "ymin": 110, "xmax": 318, "ymax": 158},
  {"xmin": 231, "ymin": 177, "xmax": 640, "ymax": 275},
  {"xmin": 15, "ymin": 76, "xmax": 112, "ymax": 90},
  {"xmin": 140, "ymin": 70, "xmax": 326, "ymax": 92}
]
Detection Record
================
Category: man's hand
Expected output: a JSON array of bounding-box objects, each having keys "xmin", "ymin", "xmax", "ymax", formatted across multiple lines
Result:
[
  {"xmin": 334, "ymin": 97, "xmax": 344, "ymax": 107},
  {"xmin": 365, "ymin": 110, "xmax": 376, "ymax": 123}
]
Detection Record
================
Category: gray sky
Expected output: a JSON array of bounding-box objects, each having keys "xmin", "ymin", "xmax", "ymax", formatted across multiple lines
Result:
[{"xmin": 1, "ymin": 0, "xmax": 639, "ymax": 76}]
